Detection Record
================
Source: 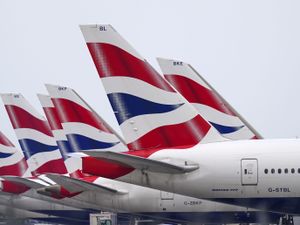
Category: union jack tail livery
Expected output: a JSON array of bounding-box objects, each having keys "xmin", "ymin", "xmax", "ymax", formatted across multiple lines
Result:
[
  {"xmin": 37, "ymin": 94, "xmax": 84, "ymax": 178},
  {"xmin": 1, "ymin": 94, "xmax": 68, "ymax": 176},
  {"xmin": 0, "ymin": 131, "xmax": 28, "ymax": 177},
  {"xmin": 45, "ymin": 84, "xmax": 128, "ymax": 154},
  {"xmin": 0, "ymin": 131, "xmax": 32, "ymax": 194},
  {"xmin": 157, "ymin": 58, "xmax": 262, "ymax": 140},
  {"xmin": 80, "ymin": 24, "xmax": 225, "ymax": 151}
]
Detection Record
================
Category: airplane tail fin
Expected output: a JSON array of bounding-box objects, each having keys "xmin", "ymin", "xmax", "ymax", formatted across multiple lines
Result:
[
  {"xmin": 45, "ymin": 84, "xmax": 128, "ymax": 154},
  {"xmin": 157, "ymin": 58, "xmax": 262, "ymax": 140},
  {"xmin": 1, "ymin": 93, "xmax": 68, "ymax": 176},
  {"xmin": 37, "ymin": 94, "xmax": 84, "ymax": 178},
  {"xmin": 80, "ymin": 24, "xmax": 224, "ymax": 151},
  {"xmin": 0, "ymin": 131, "xmax": 28, "ymax": 176}
]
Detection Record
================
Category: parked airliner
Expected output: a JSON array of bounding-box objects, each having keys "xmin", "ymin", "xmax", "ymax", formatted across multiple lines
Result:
[
  {"xmin": 79, "ymin": 24, "xmax": 300, "ymax": 216},
  {"xmin": 43, "ymin": 84, "xmax": 281, "ymax": 224}
]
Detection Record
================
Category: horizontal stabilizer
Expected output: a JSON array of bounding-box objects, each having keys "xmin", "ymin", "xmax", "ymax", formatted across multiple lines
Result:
[
  {"xmin": 46, "ymin": 174, "xmax": 127, "ymax": 194},
  {"xmin": 0, "ymin": 176, "xmax": 46, "ymax": 189},
  {"xmin": 82, "ymin": 151, "xmax": 199, "ymax": 174}
]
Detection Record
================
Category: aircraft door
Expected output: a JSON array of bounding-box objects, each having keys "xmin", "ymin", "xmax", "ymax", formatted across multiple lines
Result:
[
  {"xmin": 241, "ymin": 159, "xmax": 258, "ymax": 185},
  {"xmin": 161, "ymin": 191, "xmax": 174, "ymax": 200},
  {"xmin": 159, "ymin": 191, "xmax": 175, "ymax": 211}
]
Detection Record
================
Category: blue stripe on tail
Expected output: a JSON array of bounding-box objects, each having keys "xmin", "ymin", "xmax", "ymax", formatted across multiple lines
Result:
[
  {"xmin": 0, "ymin": 152, "xmax": 13, "ymax": 158},
  {"xmin": 18, "ymin": 139, "xmax": 58, "ymax": 159},
  {"xmin": 209, "ymin": 122, "xmax": 244, "ymax": 134},
  {"xmin": 57, "ymin": 140, "xmax": 76, "ymax": 159},
  {"xmin": 107, "ymin": 93, "xmax": 183, "ymax": 124},
  {"xmin": 66, "ymin": 134, "xmax": 119, "ymax": 151}
]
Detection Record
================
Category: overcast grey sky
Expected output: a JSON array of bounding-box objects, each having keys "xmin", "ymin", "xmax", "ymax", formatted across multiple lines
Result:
[{"xmin": 0, "ymin": 0, "xmax": 300, "ymax": 145}]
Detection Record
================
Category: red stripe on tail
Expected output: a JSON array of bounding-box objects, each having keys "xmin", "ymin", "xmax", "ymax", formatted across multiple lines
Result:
[
  {"xmin": 0, "ymin": 132, "xmax": 14, "ymax": 147},
  {"xmin": 127, "ymin": 114, "xmax": 210, "ymax": 151},
  {"xmin": 5, "ymin": 105, "xmax": 53, "ymax": 137},
  {"xmin": 1, "ymin": 180, "xmax": 30, "ymax": 194},
  {"xmin": 31, "ymin": 158, "xmax": 67, "ymax": 176},
  {"xmin": 0, "ymin": 158, "xmax": 28, "ymax": 176},
  {"xmin": 87, "ymin": 43, "xmax": 175, "ymax": 92},
  {"xmin": 43, "ymin": 107, "xmax": 63, "ymax": 130},
  {"xmin": 52, "ymin": 98, "xmax": 112, "ymax": 133},
  {"xmin": 164, "ymin": 75, "xmax": 235, "ymax": 115}
]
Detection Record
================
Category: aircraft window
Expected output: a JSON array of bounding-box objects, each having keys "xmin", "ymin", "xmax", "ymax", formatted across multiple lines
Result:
[
  {"xmin": 271, "ymin": 169, "xmax": 275, "ymax": 174},
  {"xmin": 284, "ymin": 168, "xmax": 288, "ymax": 174},
  {"xmin": 291, "ymin": 168, "xmax": 295, "ymax": 174},
  {"xmin": 278, "ymin": 169, "xmax": 282, "ymax": 174},
  {"xmin": 298, "ymin": 168, "xmax": 300, "ymax": 173},
  {"xmin": 264, "ymin": 169, "xmax": 268, "ymax": 174}
]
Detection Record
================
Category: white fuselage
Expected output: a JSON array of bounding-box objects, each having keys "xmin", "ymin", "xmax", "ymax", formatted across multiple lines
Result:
[
  {"xmin": 64, "ymin": 175, "xmax": 281, "ymax": 224},
  {"xmin": 110, "ymin": 139, "xmax": 300, "ymax": 214}
]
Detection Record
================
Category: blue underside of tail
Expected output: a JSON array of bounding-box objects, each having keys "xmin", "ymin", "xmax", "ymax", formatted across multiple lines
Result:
[
  {"xmin": 18, "ymin": 139, "xmax": 57, "ymax": 159},
  {"xmin": 209, "ymin": 122, "xmax": 244, "ymax": 134},
  {"xmin": 0, "ymin": 152, "xmax": 13, "ymax": 159},
  {"xmin": 66, "ymin": 134, "xmax": 119, "ymax": 151},
  {"xmin": 108, "ymin": 92, "xmax": 183, "ymax": 124}
]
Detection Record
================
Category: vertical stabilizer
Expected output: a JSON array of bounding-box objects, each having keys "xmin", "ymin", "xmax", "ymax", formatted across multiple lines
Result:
[
  {"xmin": 46, "ymin": 84, "xmax": 128, "ymax": 153},
  {"xmin": 1, "ymin": 94, "xmax": 68, "ymax": 176},
  {"xmin": 0, "ymin": 131, "xmax": 28, "ymax": 176},
  {"xmin": 157, "ymin": 58, "xmax": 261, "ymax": 140},
  {"xmin": 37, "ymin": 94, "xmax": 84, "ymax": 178},
  {"xmin": 80, "ymin": 24, "xmax": 225, "ymax": 151}
]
